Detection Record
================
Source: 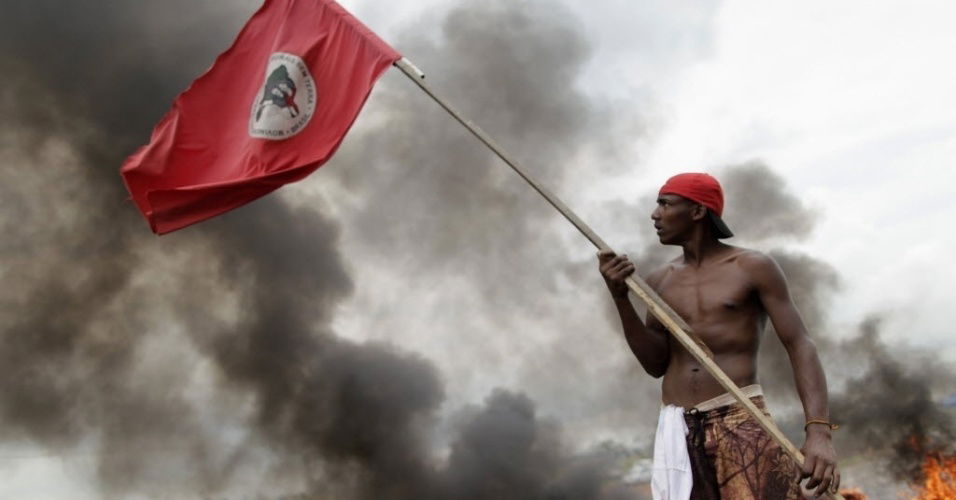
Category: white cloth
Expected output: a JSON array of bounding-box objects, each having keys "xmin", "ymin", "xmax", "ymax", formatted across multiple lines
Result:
[{"xmin": 651, "ymin": 405, "xmax": 692, "ymax": 500}]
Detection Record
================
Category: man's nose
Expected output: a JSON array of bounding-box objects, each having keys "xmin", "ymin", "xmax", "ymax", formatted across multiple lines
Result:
[{"xmin": 651, "ymin": 207, "xmax": 661, "ymax": 220}]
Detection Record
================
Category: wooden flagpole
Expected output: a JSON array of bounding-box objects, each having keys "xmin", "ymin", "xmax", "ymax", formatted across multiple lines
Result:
[{"xmin": 393, "ymin": 57, "xmax": 841, "ymax": 499}]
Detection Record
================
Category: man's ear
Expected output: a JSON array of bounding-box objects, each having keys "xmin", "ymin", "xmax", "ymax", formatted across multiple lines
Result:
[{"xmin": 691, "ymin": 204, "xmax": 708, "ymax": 222}]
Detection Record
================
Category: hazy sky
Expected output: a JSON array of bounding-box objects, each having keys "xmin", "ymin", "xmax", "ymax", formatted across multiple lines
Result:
[{"xmin": 3, "ymin": 0, "xmax": 955, "ymax": 498}]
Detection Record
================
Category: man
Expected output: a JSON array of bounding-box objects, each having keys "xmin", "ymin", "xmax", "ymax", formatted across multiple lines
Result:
[{"xmin": 597, "ymin": 173, "xmax": 839, "ymax": 499}]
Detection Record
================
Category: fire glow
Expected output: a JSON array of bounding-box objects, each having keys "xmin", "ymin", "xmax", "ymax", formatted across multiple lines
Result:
[
  {"xmin": 839, "ymin": 488, "xmax": 867, "ymax": 500},
  {"xmin": 912, "ymin": 453, "xmax": 956, "ymax": 499}
]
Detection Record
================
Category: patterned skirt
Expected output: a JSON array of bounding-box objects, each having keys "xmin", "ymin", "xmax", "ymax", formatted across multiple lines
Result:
[{"xmin": 683, "ymin": 395, "xmax": 804, "ymax": 500}]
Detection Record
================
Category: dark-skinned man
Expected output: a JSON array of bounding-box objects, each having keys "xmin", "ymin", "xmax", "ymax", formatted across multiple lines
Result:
[{"xmin": 597, "ymin": 173, "xmax": 839, "ymax": 499}]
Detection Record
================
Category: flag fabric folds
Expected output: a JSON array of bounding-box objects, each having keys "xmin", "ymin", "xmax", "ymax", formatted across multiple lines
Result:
[{"xmin": 121, "ymin": 0, "xmax": 400, "ymax": 234}]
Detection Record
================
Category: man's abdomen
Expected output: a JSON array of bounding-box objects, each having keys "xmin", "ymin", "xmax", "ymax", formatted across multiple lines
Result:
[{"xmin": 661, "ymin": 350, "xmax": 759, "ymax": 408}]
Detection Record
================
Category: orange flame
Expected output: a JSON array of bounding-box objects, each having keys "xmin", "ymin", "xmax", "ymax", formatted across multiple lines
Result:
[
  {"xmin": 838, "ymin": 487, "xmax": 867, "ymax": 500},
  {"xmin": 912, "ymin": 453, "xmax": 956, "ymax": 500}
]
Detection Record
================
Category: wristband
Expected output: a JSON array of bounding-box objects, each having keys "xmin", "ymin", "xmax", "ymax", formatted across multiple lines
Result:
[{"xmin": 804, "ymin": 419, "xmax": 839, "ymax": 432}]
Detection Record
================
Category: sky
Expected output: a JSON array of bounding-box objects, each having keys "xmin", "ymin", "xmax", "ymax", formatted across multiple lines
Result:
[{"xmin": 2, "ymin": 0, "xmax": 955, "ymax": 498}]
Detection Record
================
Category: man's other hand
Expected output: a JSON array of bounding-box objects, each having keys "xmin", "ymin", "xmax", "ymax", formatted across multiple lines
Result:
[{"xmin": 800, "ymin": 429, "xmax": 840, "ymax": 497}]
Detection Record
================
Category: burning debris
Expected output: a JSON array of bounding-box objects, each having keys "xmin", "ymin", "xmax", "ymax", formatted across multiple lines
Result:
[
  {"xmin": 912, "ymin": 453, "xmax": 956, "ymax": 499},
  {"xmin": 0, "ymin": 0, "xmax": 642, "ymax": 497},
  {"xmin": 837, "ymin": 489, "xmax": 867, "ymax": 500},
  {"xmin": 827, "ymin": 318, "xmax": 956, "ymax": 487}
]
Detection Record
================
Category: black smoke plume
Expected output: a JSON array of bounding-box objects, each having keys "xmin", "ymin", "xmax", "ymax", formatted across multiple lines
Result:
[
  {"xmin": 827, "ymin": 318, "xmax": 956, "ymax": 483},
  {"xmin": 323, "ymin": 0, "xmax": 660, "ymax": 448},
  {"xmin": 0, "ymin": 0, "xmax": 645, "ymax": 497}
]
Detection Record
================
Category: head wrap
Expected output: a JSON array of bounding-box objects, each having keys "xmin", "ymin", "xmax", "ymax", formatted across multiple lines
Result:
[{"xmin": 659, "ymin": 173, "xmax": 733, "ymax": 238}]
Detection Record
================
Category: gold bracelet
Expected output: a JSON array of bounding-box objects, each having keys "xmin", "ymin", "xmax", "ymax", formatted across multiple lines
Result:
[{"xmin": 805, "ymin": 419, "xmax": 839, "ymax": 431}]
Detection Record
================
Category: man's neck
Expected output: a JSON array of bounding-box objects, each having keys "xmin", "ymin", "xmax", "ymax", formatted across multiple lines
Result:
[{"xmin": 680, "ymin": 229, "xmax": 724, "ymax": 268}]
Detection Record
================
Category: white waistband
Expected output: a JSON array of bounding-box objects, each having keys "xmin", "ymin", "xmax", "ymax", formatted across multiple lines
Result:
[{"xmin": 691, "ymin": 384, "xmax": 763, "ymax": 412}]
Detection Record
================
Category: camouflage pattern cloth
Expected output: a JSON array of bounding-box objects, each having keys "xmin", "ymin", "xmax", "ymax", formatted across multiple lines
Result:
[{"xmin": 683, "ymin": 396, "xmax": 804, "ymax": 499}]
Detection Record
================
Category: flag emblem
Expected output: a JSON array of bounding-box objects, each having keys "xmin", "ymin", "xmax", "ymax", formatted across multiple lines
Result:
[{"xmin": 249, "ymin": 52, "xmax": 316, "ymax": 140}]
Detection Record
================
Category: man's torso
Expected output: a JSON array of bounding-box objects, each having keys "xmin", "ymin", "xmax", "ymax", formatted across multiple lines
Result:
[{"xmin": 648, "ymin": 246, "xmax": 769, "ymax": 408}]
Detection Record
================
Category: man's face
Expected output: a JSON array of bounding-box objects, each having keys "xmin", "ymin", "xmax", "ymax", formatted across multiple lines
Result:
[{"xmin": 651, "ymin": 194, "xmax": 700, "ymax": 245}]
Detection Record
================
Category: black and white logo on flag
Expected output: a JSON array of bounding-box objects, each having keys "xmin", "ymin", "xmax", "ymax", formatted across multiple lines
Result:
[{"xmin": 249, "ymin": 52, "xmax": 316, "ymax": 140}]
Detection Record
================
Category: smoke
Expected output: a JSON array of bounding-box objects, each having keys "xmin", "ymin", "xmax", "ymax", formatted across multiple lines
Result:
[
  {"xmin": 438, "ymin": 390, "xmax": 632, "ymax": 500},
  {"xmin": 11, "ymin": 0, "xmax": 945, "ymax": 496},
  {"xmin": 0, "ymin": 0, "xmax": 652, "ymax": 497},
  {"xmin": 827, "ymin": 318, "xmax": 956, "ymax": 482},
  {"xmin": 0, "ymin": 66, "xmax": 200, "ymax": 497},
  {"xmin": 332, "ymin": 0, "xmax": 615, "ymax": 292},
  {"xmin": 720, "ymin": 162, "xmax": 818, "ymax": 243},
  {"xmin": 0, "ymin": 1, "xmax": 276, "ymax": 493},
  {"xmin": 322, "ymin": 0, "xmax": 661, "ymax": 446}
]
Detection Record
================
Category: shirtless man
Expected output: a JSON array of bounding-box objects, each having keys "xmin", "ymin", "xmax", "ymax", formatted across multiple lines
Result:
[{"xmin": 598, "ymin": 173, "xmax": 839, "ymax": 499}]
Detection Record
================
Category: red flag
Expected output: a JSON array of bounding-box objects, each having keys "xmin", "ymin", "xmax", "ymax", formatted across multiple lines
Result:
[{"xmin": 121, "ymin": 0, "xmax": 400, "ymax": 234}]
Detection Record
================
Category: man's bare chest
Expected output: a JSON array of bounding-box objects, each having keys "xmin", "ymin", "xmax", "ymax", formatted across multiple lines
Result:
[{"xmin": 655, "ymin": 264, "xmax": 758, "ymax": 323}]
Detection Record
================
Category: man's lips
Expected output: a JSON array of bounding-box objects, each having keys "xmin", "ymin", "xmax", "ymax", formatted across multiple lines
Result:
[{"xmin": 655, "ymin": 225, "xmax": 664, "ymax": 234}]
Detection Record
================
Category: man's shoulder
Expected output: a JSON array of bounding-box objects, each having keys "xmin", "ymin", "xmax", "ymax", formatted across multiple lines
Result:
[
  {"xmin": 725, "ymin": 246, "xmax": 786, "ymax": 284},
  {"xmin": 729, "ymin": 246, "xmax": 775, "ymax": 266},
  {"xmin": 724, "ymin": 246, "xmax": 773, "ymax": 266},
  {"xmin": 644, "ymin": 256, "xmax": 681, "ymax": 287}
]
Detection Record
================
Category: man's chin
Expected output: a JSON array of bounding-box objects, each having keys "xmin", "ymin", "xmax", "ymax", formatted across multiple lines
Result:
[{"xmin": 657, "ymin": 234, "xmax": 678, "ymax": 246}]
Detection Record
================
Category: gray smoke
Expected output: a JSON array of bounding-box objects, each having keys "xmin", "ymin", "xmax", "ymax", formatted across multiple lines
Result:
[
  {"xmin": 323, "ymin": 0, "xmax": 663, "ymax": 448},
  {"xmin": 19, "ymin": 0, "xmax": 949, "ymax": 496},
  {"xmin": 332, "ymin": 0, "xmax": 619, "ymax": 296},
  {"xmin": 438, "ymin": 390, "xmax": 633, "ymax": 500},
  {"xmin": 720, "ymin": 161, "xmax": 818, "ymax": 243},
  {"xmin": 826, "ymin": 318, "xmax": 956, "ymax": 483},
  {"xmin": 0, "ymin": 1, "xmax": 290, "ymax": 494},
  {"xmin": 0, "ymin": 0, "xmax": 243, "ymax": 490},
  {"xmin": 0, "ymin": 0, "xmax": 652, "ymax": 497}
]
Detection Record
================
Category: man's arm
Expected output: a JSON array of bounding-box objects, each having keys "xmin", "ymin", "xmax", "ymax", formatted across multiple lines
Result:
[
  {"xmin": 597, "ymin": 250, "xmax": 670, "ymax": 377},
  {"xmin": 742, "ymin": 251, "xmax": 840, "ymax": 496}
]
